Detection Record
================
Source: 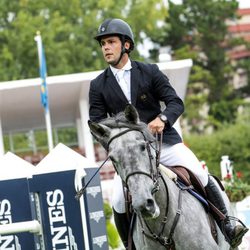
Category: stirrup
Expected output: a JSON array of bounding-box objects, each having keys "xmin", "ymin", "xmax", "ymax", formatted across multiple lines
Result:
[
  {"xmin": 221, "ymin": 216, "xmax": 248, "ymax": 247},
  {"xmin": 223, "ymin": 215, "xmax": 247, "ymax": 228},
  {"xmin": 230, "ymin": 226, "xmax": 248, "ymax": 248}
]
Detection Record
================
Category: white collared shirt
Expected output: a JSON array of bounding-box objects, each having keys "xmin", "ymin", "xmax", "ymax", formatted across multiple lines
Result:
[{"xmin": 110, "ymin": 60, "xmax": 132, "ymax": 102}]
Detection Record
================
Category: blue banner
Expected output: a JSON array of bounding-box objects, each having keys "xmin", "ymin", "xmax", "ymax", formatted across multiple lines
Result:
[
  {"xmin": 35, "ymin": 33, "xmax": 48, "ymax": 112},
  {"xmin": 29, "ymin": 170, "xmax": 86, "ymax": 250},
  {"xmin": 39, "ymin": 45, "xmax": 48, "ymax": 111},
  {"xmin": 0, "ymin": 178, "xmax": 35, "ymax": 249}
]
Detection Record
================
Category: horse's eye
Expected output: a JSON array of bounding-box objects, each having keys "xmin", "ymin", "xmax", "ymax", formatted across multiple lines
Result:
[{"xmin": 140, "ymin": 143, "xmax": 146, "ymax": 151}]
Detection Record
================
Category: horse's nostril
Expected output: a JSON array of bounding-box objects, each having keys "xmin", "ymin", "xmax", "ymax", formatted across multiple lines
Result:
[{"xmin": 145, "ymin": 199, "xmax": 154, "ymax": 210}]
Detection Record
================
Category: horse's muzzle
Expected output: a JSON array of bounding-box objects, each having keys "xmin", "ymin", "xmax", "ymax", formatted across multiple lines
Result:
[{"xmin": 137, "ymin": 198, "xmax": 160, "ymax": 219}]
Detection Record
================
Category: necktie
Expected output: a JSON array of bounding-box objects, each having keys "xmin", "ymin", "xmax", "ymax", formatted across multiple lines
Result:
[{"xmin": 116, "ymin": 70, "xmax": 131, "ymax": 102}]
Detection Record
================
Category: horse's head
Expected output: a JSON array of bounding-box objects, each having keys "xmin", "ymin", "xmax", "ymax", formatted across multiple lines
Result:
[{"xmin": 89, "ymin": 104, "xmax": 160, "ymax": 219}]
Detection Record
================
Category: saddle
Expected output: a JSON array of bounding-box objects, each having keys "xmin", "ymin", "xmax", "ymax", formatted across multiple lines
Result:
[
  {"xmin": 171, "ymin": 166, "xmax": 207, "ymax": 198},
  {"xmin": 169, "ymin": 166, "xmax": 225, "ymax": 243}
]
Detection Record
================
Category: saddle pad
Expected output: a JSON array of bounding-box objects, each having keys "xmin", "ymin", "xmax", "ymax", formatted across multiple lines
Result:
[{"xmin": 159, "ymin": 164, "xmax": 177, "ymax": 181}]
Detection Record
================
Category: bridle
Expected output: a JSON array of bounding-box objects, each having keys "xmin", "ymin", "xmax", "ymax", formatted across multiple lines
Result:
[
  {"xmin": 74, "ymin": 127, "xmax": 159, "ymax": 200},
  {"xmin": 107, "ymin": 127, "xmax": 187, "ymax": 250},
  {"xmin": 107, "ymin": 127, "xmax": 161, "ymax": 189},
  {"xmin": 75, "ymin": 126, "xmax": 182, "ymax": 250}
]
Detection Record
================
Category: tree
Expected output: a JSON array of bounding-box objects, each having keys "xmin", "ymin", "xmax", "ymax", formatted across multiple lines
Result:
[
  {"xmin": 184, "ymin": 118, "xmax": 250, "ymax": 183},
  {"xmin": 237, "ymin": 56, "xmax": 250, "ymax": 96},
  {"xmin": 0, "ymin": 0, "xmax": 167, "ymax": 81},
  {"xmin": 163, "ymin": 0, "xmax": 244, "ymax": 129}
]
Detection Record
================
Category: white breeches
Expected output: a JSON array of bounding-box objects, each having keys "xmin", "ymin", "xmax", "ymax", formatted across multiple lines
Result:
[{"xmin": 112, "ymin": 142, "xmax": 209, "ymax": 213}]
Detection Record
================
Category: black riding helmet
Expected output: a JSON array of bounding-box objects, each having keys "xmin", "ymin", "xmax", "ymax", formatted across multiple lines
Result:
[{"xmin": 95, "ymin": 18, "xmax": 135, "ymax": 54}]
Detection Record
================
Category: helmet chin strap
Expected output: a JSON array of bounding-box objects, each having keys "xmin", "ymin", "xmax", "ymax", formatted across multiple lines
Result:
[
  {"xmin": 110, "ymin": 36, "xmax": 129, "ymax": 67},
  {"xmin": 111, "ymin": 46, "xmax": 126, "ymax": 67}
]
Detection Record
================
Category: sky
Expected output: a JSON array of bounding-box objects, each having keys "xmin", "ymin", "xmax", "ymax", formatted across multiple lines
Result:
[
  {"xmin": 171, "ymin": 0, "xmax": 250, "ymax": 8},
  {"xmin": 237, "ymin": 0, "xmax": 250, "ymax": 8}
]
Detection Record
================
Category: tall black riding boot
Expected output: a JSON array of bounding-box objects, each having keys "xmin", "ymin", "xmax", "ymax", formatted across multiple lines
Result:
[
  {"xmin": 113, "ymin": 209, "xmax": 136, "ymax": 250},
  {"xmin": 205, "ymin": 176, "xmax": 248, "ymax": 248}
]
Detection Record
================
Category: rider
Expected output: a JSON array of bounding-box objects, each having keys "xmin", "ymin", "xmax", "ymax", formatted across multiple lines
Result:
[{"xmin": 89, "ymin": 18, "xmax": 248, "ymax": 249}]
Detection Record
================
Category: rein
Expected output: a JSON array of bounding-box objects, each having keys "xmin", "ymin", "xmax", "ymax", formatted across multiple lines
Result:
[{"xmin": 75, "ymin": 156, "xmax": 110, "ymax": 200}]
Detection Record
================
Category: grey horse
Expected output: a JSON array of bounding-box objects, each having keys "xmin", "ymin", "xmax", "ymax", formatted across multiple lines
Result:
[{"xmin": 89, "ymin": 104, "xmax": 231, "ymax": 250}]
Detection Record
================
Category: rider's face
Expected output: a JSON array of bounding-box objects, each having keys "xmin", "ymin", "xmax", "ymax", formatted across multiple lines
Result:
[{"xmin": 100, "ymin": 36, "xmax": 122, "ymax": 65}]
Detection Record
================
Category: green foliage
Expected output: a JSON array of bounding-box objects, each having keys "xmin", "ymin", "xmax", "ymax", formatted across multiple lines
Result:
[
  {"xmin": 237, "ymin": 57, "xmax": 250, "ymax": 96},
  {"xmin": 224, "ymin": 176, "xmax": 250, "ymax": 202},
  {"xmin": 209, "ymin": 99, "xmax": 243, "ymax": 127},
  {"xmin": 3, "ymin": 126, "xmax": 78, "ymax": 154},
  {"xmin": 103, "ymin": 202, "xmax": 113, "ymax": 221},
  {"xmin": 57, "ymin": 127, "xmax": 78, "ymax": 146},
  {"xmin": 103, "ymin": 202, "xmax": 120, "ymax": 249},
  {"xmin": 106, "ymin": 221, "xmax": 120, "ymax": 249},
  {"xmin": 165, "ymin": 0, "xmax": 245, "ymax": 127},
  {"xmin": 0, "ymin": 0, "xmax": 167, "ymax": 81},
  {"xmin": 184, "ymin": 121, "xmax": 250, "ymax": 182},
  {"xmin": 35, "ymin": 130, "xmax": 49, "ymax": 149},
  {"xmin": 174, "ymin": 45, "xmax": 199, "ymax": 63}
]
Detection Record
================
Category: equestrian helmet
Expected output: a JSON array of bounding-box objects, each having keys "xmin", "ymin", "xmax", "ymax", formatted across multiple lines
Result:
[{"xmin": 94, "ymin": 18, "xmax": 134, "ymax": 51}]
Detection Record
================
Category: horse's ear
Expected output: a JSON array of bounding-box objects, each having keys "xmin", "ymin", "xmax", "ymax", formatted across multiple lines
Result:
[
  {"xmin": 124, "ymin": 104, "xmax": 139, "ymax": 124},
  {"xmin": 88, "ymin": 120, "xmax": 111, "ymax": 150}
]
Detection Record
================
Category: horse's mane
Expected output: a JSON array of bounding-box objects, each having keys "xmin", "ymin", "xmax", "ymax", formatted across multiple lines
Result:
[
  {"xmin": 99, "ymin": 111, "xmax": 155, "ymax": 143},
  {"xmin": 100, "ymin": 112, "xmax": 148, "ymax": 131}
]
